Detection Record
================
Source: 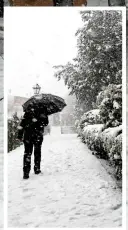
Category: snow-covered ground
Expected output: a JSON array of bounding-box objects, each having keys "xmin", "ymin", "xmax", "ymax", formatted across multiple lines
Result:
[{"xmin": 8, "ymin": 133, "xmax": 122, "ymax": 228}]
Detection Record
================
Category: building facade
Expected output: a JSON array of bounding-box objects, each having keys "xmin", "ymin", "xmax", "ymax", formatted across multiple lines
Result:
[{"xmin": 8, "ymin": 96, "xmax": 28, "ymax": 118}]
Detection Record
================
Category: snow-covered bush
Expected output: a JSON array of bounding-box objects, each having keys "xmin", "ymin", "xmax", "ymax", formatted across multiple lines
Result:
[
  {"xmin": 110, "ymin": 133, "xmax": 122, "ymax": 160},
  {"xmin": 97, "ymin": 125, "xmax": 122, "ymax": 157},
  {"xmin": 97, "ymin": 84, "xmax": 122, "ymax": 128},
  {"xmin": 8, "ymin": 113, "xmax": 22, "ymax": 152},
  {"xmin": 83, "ymin": 124, "xmax": 105, "ymax": 150},
  {"xmin": 77, "ymin": 109, "xmax": 102, "ymax": 142},
  {"xmin": 81, "ymin": 109, "xmax": 101, "ymax": 126},
  {"xmin": 73, "ymin": 84, "xmax": 122, "ymax": 180},
  {"xmin": 82, "ymin": 124, "xmax": 122, "ymax": 178},
  {"xmin": 109, "ymin": 133, "xmax": 122, "ymax": 179}
]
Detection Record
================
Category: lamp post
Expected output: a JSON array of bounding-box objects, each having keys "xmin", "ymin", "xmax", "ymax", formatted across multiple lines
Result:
[{"xmin": 33, "ymin": 83, "xmax": 41, "ymax": 95}]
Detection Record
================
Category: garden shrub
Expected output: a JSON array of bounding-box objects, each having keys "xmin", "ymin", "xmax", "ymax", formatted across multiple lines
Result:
[
  {"xmin": 95, "ymin": 125, "xmax": 122, "ymax": 159},
  {"xmin": 83, "ymin": 124, "xmax": 104, "ymax": 150},
  {"xmin": 109, "ymin": 133, "xmax": 122, "ymax": 179},
  {"xmin": 77, "ymin": 109, "xmax": 102, "ymax": 142},
  {"xmin": 80, "ymin": 109, "xmax": 101, "ymax": 126},
  {"xmin": 83, "ymin": 124, "xmax": 122, "ymax": 179},
  {"xmin": 81, "ymin": 123, "xmax": 122, "ymax": 178},
  {"xmin": 96, "ymin": 84, "xmax": 122, "ymax": 128},
  {"xmin": 76, "ymin": 84, "xmax": 122, "ymax": 180},
  {"xmin": 8, "ymin": 113, "xmax": 22, "ymax": 152}
]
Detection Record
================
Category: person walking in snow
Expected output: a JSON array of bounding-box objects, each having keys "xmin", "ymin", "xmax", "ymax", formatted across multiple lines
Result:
[{"xmin": 17, "ymin": 105, "xmax": 49, "ymax": 179}]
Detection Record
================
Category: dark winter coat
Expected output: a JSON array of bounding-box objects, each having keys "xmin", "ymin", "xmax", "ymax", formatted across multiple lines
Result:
[{"xmin": 18, "ymin": 110, "xmax": 49, "ymax": 142}]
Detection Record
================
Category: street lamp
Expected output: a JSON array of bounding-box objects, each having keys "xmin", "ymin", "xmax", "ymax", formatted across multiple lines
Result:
[{"xmin": 33, "ymin": 83, "xmax": 41, "ymax": 95}]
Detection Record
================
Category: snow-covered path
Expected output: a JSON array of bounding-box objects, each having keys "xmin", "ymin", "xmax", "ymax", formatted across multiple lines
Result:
[{"xmin": 8, "ymin": 134, "xmax": 122, "ymax": 228}]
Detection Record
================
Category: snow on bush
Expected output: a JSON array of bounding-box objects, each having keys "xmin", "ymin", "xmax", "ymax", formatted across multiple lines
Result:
[
  {"xmin": 110, "ymin": 133, "xmax": 122, "ymax": 160},
  {"xmin": 76, "ymin": 84, "xmax": 122, "ymax": 179},
  {"xmin": 96, "ymin": 84, "xmax": 122, "ymax": 128},
  {"xmin": 95, "ymin": 125, "xmax": 122, "ymax": 158},
  {"xmin": 99, "ymin": 125, "xmax": 122, "ymax": 154},
  {"xmin": 109, "ymin": 133, "xmax": 122, "ymax": 179},
  {"xmin": 8, "ymin": 113, "xmax": 22, "ymax": 152},
  {"xmin": 82, "ymin": 124, "xmax": 122, "ymax": 179},
  {"xmin": 81, "ymin": 109, "xmax": 101, "ymax": 125},
  {"xmin": 83, "ymin": 124, "xmax": 104, "ymax": 150},
  {"xmin": 77, "ymin": 109, "xmax": 102, "ymax": 141}
]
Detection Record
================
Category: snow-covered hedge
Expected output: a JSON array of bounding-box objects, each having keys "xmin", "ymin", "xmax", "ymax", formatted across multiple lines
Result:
[
  {"xmin": 83, "ymin": 124, "xmax": 104, "ymax": 149},
  {"xmin": 76, "ymin": 84, "xmax": 122, "ymax": 179},
  {"xmin": 82, "ymin": 124, "xmax": 122, "ymax": 179},
  {"xmin": 76, "ymin": 109, "xmax": 102, "ymax": 141},
  {"xmin": 109, "ymin": 133, "xmax": 122, "ymax": 179},
  {"xmin": 97, "ymin": 125, "xmax": 122, "ymax": 157},
  {"xmin": 80, "ymin": 109, "xmax": 101, "ymax": 126}
]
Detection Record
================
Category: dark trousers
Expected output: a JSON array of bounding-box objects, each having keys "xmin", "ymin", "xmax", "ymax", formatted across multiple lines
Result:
[{"xmin": 23, "ymin": 138, "xmax": 43, "ymax": 174}]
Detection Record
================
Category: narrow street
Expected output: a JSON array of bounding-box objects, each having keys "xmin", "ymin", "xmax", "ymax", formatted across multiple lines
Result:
[{"xmin": 8, "ymin": 133, "xmax": 122, "ymax": 228}]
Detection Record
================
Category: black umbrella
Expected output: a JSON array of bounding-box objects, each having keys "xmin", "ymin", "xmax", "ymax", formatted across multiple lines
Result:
[{"xmin": 22, "ymin": 93, "xmax": 67, "ymax": 115}]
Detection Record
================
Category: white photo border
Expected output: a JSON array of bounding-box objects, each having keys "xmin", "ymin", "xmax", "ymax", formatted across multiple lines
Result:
[{"xmin": 4, "ymin": 6, "xmax": 126, "ymax": 230}]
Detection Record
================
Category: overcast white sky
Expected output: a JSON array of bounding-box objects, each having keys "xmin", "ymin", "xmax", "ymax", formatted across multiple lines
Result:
[{"xmin": 5, "ymin": 8, "xmax": 84, "ymax": 98}]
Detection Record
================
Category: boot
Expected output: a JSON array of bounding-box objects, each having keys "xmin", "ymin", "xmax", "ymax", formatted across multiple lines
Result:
[
  {"xmin": 35, "ymin": 169, "xmax": 41, "ymax": 175},
  {"xmin": 23, "ymin": 173, "xmax": 29, "ymax": 179},
  {"xmin": 34, "ymin": 165, "xmax": 41, "ymax": 174}
]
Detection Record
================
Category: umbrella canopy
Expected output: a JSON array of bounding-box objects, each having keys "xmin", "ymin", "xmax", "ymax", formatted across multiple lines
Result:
[{"xmin": 22, "ymin": 93, "xmax": 67, "ymax": 115}]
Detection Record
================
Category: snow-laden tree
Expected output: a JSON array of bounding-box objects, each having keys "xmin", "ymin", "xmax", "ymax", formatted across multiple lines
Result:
[
  {"xmin": 54, "ymin": 11, "xmax": 122, "ymax": 115},
  {"xmin": 96, "ymin": 84, "xmax": 122, "ymax": 128}
]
